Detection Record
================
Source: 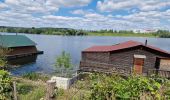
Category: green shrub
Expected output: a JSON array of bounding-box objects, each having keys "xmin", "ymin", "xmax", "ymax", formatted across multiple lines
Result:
[
  {"xmin": 0, "ymin": 70, "xmax": 13, "ymax": 100},
  {"xmin": 89, "ymin": 74, "xmax": 162, "ymax": 100},
  {"xmin": 55, "ymin": 51, "xmax": 73, "ymax": 77}
]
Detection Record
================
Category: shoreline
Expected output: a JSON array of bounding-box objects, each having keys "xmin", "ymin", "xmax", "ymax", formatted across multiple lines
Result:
[{"xmin": 1, "ymin": 32, "xmax": 158, "ymax": 38}]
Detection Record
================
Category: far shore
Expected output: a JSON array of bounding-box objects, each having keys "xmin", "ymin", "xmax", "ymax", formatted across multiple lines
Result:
[{"xmin": 1, "ymin": 32, "xmax": 158, "ymax": 38}]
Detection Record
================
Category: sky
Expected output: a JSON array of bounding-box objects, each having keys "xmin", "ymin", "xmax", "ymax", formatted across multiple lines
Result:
[{"xmin": 0, "ymin": 0, "xmax": 170, "ymax": 30}]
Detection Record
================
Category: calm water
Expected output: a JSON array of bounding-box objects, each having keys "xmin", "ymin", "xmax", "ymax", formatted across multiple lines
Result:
[{"xmin": 1, "ymin": 33, "xmax": 170, "ymax": 75}]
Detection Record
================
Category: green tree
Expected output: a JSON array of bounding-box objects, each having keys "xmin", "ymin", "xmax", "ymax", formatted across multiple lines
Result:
[{"xmin": 55, "ymin": 51, "xmax": 72, "ymax": 77}]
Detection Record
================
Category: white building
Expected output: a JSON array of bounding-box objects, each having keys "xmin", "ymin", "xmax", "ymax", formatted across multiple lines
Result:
[{"xmin": 133, "ymin": 29, "xmax": 158, "ymax": 33}]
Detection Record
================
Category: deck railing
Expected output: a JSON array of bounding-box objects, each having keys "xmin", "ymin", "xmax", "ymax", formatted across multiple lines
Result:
[
  {"xmin": 80, "ymin": 61, "xmax": 132, "ymax": 76},
  {"xmin": 147, "ymin": 69, "xmax": 170, "ymax": 78}
]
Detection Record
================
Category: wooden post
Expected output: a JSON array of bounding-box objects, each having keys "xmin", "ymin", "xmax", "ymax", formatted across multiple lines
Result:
[
  {"xmin": 13, "ymin": 81, "xmax": 17, "ymax": 100},
  {"xmin": 46, "ymin": 80, "xmax": 56, "ymax": 100}
]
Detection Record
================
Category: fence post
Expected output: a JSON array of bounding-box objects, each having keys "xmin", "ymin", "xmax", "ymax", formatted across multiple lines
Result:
[
  {"xmin": 45, "ymin": 80, "xmax": 56, "ymax": 100},
  {"xmin": 13, "ymin": 81, "xmax": 17, "ymax": 100}
]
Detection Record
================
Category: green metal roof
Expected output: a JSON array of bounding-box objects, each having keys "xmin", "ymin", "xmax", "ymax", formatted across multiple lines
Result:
[{"xmin": 0, "ymin": 35, "xmax": 36, "ymax": 48}]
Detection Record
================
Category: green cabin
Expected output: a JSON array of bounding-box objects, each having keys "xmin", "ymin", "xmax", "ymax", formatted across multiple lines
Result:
[{"xmin": 0, "ymin": 35, "xmax": 42, "ymax": 59}]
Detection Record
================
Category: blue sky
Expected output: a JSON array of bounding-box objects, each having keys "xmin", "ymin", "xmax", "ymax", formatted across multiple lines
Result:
[{"xmin": 0, "ymin": 0, "xmax": 170, "ymax": 30}]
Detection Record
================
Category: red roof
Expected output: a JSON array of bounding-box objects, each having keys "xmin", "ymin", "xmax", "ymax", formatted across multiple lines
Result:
[{"xmin": 83, "ymin": 40, "xmax": 170, "ymax": 54}]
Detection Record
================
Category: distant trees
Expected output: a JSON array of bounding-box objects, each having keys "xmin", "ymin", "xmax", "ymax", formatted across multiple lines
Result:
[
  {"xmin": 1, "ymin": 26, "xmax": 170, "ymax": 38},
  {"xmin": 0, "ymin": 26, "xmax": 87, "ymax": 36},
  {"xmin": 89, "ymin": 30, "xmax": 134, "ymax": 34},
  {"xmin": 156, "ymin": 30, "xmax": 170, "ymax": 38}
]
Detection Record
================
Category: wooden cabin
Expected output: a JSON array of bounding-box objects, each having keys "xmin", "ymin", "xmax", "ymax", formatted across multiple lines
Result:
[
  {"xmin": 0, "ymin": 35, "xmax": 43, "ymax": 59},
  {"xmin": 80, "ymin": 40, "xmax": 170, "ymax": 76}
]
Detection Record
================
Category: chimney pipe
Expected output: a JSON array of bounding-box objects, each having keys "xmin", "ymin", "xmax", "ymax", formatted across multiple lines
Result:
[{"xmin": 145, "ymin": 39, "xmax": 147, "ymax": 46}]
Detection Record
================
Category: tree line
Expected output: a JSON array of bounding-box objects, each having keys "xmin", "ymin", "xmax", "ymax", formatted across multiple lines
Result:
[
  {"xmin": 0, "ymin": 26, "xmax": 170, "ymax": 38},
  {"xmin": 0, "ymin": 26, "xmax": 87, "ymax": 36},
  {"xmin": 90, "ymin": 29, "xmax": 170, "ymax": 38}
]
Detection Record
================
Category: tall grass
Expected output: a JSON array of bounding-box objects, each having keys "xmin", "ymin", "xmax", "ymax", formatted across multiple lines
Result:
[{"xmin": 18, "ymin": 86, "xmax": 46, "ymax": 100}]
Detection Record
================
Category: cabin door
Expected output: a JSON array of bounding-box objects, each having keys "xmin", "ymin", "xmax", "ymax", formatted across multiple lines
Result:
[{"xmin": 133, "ymin": 58, "xmax": 144, "ymax": 74}]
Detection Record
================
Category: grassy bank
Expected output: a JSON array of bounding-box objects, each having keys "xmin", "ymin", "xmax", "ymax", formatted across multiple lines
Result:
[
  {"xmin": 12, "ymin": 77, "xmax": 45, "ymax": 100},
  {"xmin": 87, "ymin": 32, "xmax": 156, "ymax": 37}
]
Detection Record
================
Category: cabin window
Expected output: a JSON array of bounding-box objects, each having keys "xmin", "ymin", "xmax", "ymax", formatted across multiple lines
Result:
[
  {"xmin": 159, "ymin": 58, "xmax": 170, "ymax": 71},
  {"xmin": 133, "ymin": 54, "xmax": 146, "ymax": 74}
]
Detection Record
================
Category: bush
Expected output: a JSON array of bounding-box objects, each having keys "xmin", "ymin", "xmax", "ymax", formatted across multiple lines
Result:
[
  {"xmin": 89, "ymin": 74, "xmax": 162, "ymax": 100},
  {"xmin": 55, "ymin": 51, "xmax": 73, "ymax": 77},
  {"xmin": 0, "ymin": 70, "xmax": 13, "ymax": 100}
]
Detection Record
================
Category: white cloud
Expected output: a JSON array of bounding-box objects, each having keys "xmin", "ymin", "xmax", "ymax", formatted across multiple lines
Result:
[
  {"xmin": 97, "ymin": 0, "xmax": 170, "ymax": 12},
  {"xmin": 71, "ymin": 9, "xmax": 86, "ymax": 15},
  {"xmin": 0, "ymin": 3, "xmax": 8, "ymax": 9},
  {"xmin": 46, "ymin": 0, "xmax": 91, "ymax": 7},
  {"xmin": 3, "ymin": 0, "xmax": 91, "ymax": 15},
  {"xmin": 0, "ymin": 0, "xmax": 170, "ymax": 30}
]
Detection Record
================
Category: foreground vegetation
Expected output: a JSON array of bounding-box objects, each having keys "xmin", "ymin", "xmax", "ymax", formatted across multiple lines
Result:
[
  {"xmin": 0, "ymin": 70, "xmax": 13, "ymax": 100},
  {"xmin": 1, "ymin": 70, "xmax": 170, "ymax": 100},
  {"xmin": 14, "ymin": 76, "xmax": 46, "ymax": 100},
  {"xmin": 1, "ymin": 26, "xmax": 170, "ymax": 38},
  {"xmin": 89, "ymin": 73, "xmax": 170, "ymax": 99},
  {"xmin": 47, "ymin": 73, "xmax": 170, "ymax": 100}
]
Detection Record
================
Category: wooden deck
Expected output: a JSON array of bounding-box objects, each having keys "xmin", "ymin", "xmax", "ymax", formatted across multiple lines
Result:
[{"xmin": 6, "ymin": 50, "xmax": 43, "ymax": 60}]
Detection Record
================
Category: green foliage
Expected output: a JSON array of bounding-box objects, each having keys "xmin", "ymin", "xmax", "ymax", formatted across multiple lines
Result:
[
  {"xmin": 0, "ymin": 26, "xmax": 87, "ymax": 36},
  {"xmin": 153, "ymin": 30, "xmax": 170, "ymax": 38},
  {"xmin": 18, "ymin": 86, "xmax": 45, "ymax": 100},
  {"xmin": 89, "ymin": 74, "xmax": 163, "ymax": 100},
  {"xmin": 22, "ymin": 72, "xmax": 49, "ymax": 81},
  {"xmin": 17, "ymin": 83, "xmax": 34, "ymax": 95},
  {"xmin": 22, "ymin": 72, "xmax": 39, "ymax": 80},
  {"xmin": 55, "ymin": 51, "xmax": 73, "ymax": 77},
  {"xmin": 56, "ymin": 88, "xmax": 64, "ymax": 97},
  {"xmin": 55, "ymin": 51, "xmax": 72, "ymax": 69},
  {"xmin": 0, "ymin": 70, "xmax": 13, "ymax": 100},
  {"xmin": 0, "ymin": 48, "xmax": 10, "ymax": 68}
]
